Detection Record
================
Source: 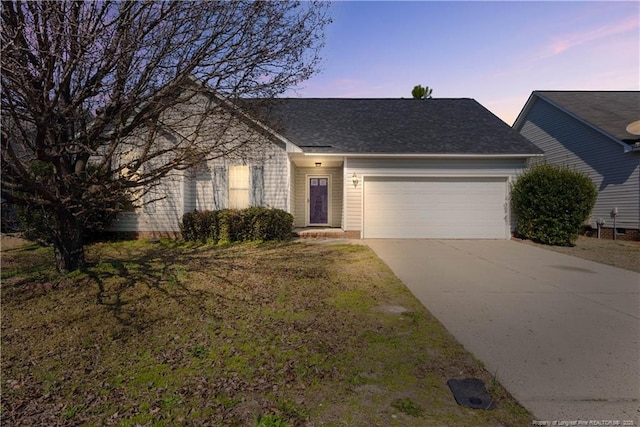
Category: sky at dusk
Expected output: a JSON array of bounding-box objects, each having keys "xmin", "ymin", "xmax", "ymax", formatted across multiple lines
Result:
[{"xmin": 286, "ymin": 1, "xmax": 640, "ymax": 125}]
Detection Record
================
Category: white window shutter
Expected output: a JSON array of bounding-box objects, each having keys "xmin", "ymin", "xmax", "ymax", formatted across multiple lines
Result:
[
  {"xmin": 250, "ymin": 165, "xmax": 264, "ymax": 206},
  {"xmin": 213, "ymin": 166, "xmax": 227, "ymax": 210}
]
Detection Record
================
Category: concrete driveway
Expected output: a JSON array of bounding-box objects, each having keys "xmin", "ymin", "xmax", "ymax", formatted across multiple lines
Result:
[{"xmin": 366, "ymin": 239, "xmax": 640, "ymax": 425}]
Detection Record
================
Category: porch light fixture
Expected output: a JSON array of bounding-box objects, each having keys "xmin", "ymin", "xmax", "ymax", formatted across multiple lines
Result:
[
  {"xmin": 351, "ymin": 173, "xmax": 359, "ymax": 187},
  {"xmin": 315, "ymin": 162, "xmax": 321, "ymax": 167}
]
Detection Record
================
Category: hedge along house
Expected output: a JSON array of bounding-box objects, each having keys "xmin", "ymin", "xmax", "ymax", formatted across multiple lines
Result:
[
  {"xmin": 110, "ymin": 83, "xmax": 543, "ymax": 239},
  {"xmin": 513, "ymin": 91, "xmax": 640, "ymax": 241}
]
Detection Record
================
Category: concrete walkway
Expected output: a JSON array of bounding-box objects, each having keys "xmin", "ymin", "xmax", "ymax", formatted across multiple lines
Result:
[{"xmin": 365, "ymin": 239, "xmax": 640, "ymax": 425}]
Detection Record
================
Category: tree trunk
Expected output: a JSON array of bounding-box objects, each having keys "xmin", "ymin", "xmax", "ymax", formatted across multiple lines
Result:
[{"xmin": 52, "ymin": 210, "xmax": 86, "ymax": 273}]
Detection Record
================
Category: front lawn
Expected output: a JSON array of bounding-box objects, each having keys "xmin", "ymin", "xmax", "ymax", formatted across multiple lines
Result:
[{"xmin": 1, "ymin": 238, "xmax": 532, "ymax": 426}]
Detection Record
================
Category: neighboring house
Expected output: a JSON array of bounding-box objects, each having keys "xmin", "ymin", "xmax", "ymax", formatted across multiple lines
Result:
[
  {"xmin": 513, "ymin": 91, "xmax": 640, "ymax": 241},
  {"xmin": 110, "ymin": 88, "xmax": 543, "ymax": 239}
]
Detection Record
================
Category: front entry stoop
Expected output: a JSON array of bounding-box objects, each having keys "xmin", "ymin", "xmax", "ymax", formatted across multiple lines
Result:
[{"xmin": 293, "ymin": 228, "xmax": 347, "ymax": 239}]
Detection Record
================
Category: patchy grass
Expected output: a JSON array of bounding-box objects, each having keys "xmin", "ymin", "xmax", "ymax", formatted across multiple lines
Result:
[
  {"xmin": 391, "ymin": 397, "xmax": 425, "ymax": 417},
  {"xmin": 1, "ymin": 238, "xmax": 533, "ymax": 426},
  {"xmin": 516, "ymin": 235, "xmax": 640, "ymax": 273}
]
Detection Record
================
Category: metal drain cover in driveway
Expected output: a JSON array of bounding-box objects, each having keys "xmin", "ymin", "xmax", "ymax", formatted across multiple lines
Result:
[{"xmin": 447, "ymin": 378, "xmax": 495, "ymax": 410}]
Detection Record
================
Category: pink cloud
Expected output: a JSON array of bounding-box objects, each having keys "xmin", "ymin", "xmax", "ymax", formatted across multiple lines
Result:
[{"xmin": 550, "ymin": 16, "xmax": 639, "ymax": 55}]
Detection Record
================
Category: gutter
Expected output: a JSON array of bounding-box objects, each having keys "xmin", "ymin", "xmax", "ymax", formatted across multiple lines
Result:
[{"xmin": 297, "ymin": 152, "xmax": 544, "ymax": 159}]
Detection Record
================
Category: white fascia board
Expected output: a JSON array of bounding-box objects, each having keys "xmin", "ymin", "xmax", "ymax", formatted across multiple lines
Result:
[
  {"xmin": 210, "ymin": 93, "xmax": 303, "ymax": 153},
  {"xmin": 186, "ymin": 78, "xmax": 303, "ymax": 154},
  {"xmin": 231, "ymin": 109, "xmax": 301, "ymax": 153},
  {"xmin": 302, "ymin": 152, "xmax": 544, "ymax": 159},
  {"xmin": 512, "ymin": 91, "xmax": 538, "ymax": 130}
]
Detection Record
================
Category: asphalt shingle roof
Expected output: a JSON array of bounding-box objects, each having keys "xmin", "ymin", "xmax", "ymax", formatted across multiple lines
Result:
[
  {"xmin": 255, "ymin": 98, "xmax": 542, "ymax": 155},
  {"xmin": 535, "ymin": 91, "xmax": 640, "ymax": 144}
]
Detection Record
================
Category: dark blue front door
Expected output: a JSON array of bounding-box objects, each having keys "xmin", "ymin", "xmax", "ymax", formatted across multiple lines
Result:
[{"xmin": 309, "ymin": 177, "xmax": 328, "ymax": 224}]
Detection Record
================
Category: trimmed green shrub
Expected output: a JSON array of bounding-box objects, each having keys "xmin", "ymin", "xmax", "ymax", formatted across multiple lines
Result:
[
  {"xmin": 241, "ymin": 206, "xmax": 294, "ymax": 241},
  {"xmin": 181, "ymin": 210, "xmax": 219, "ymax": 242},
  {"xmin": 180, "ymin": 207, "xmax": 293, "ymax": 243},
  {"xmin": 511, "ymin": 163, "xmax": 597, "ymax": 246},
  {"xmin": 218, "ymin": 209, "xmax": 243, "ymax": 243},
  {"xmin": 180, "ymin": 211, "xmax": 198, "ymax": 241}
]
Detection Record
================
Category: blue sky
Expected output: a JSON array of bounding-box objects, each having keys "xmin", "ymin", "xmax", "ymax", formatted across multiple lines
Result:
[{"xmin": 287, "ymin": 1, "xmax": 639, "ymax": 125}]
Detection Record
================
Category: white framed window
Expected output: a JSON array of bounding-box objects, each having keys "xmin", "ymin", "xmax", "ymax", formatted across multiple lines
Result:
[{"xmin": 229, "ymin": 165, "xmax": 249, "ymax": 209}]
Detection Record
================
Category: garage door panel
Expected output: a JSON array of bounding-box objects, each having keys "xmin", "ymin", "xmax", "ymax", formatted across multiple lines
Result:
[{"xmin": 363, "ymin": 177, "xmax": 507, "ymax": 239}]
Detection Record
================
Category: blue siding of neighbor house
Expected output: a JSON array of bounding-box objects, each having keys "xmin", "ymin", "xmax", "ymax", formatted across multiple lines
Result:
[{"xmin": 518, "ymin": 98, "xmax": 640, "ymax": 230}]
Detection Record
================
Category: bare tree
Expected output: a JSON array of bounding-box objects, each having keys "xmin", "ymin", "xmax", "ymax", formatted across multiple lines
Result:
[{"xmin": 1, "ymin": 1, "xmax": 330, "ymax": 272}]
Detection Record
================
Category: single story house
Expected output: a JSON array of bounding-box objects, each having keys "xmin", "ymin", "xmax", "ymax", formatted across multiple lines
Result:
[
  {"xmin": 513, "ymin": 91, "xmax": 640, "ymax": 241},
  {"xmin": 110, "ymin": 88, "xmax": 543, "ymax": 239}
]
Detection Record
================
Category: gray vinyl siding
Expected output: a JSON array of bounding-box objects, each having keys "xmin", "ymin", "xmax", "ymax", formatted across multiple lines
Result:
[
  {"xmin": 110, "ymin": 137, "xmax": 290, "ymax": 234},
  {"xmin": 108, "ymin": 88, "xmax": 292, "ymax": 234},
  {"xmin": 519, "ymin": 99, "xmax": 640, "ymax": 230},
  {"xmin": 292, "ymin": 167, "xmax": 343, "ymax": 228},
  {"xmin": 110, "ymin": 171, "xmax": 186, "ymax": 232},
  {"xmin": 262, "ymin": 147, "xmax": 290, "ymax": 211},
  {"xmin": 344, "ymin": 157, "xmax": 528, "ymax": 233}
]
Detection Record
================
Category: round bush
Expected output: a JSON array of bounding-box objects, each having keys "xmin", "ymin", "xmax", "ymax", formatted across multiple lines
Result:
[{"xmin": 511, "ymin": 163, "xmax": 597, "ymax": 246}]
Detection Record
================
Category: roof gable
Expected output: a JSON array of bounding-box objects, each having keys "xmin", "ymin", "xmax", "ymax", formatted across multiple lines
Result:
[
  {"xmin": 249, "ymin": 98, "xmax": 542, "ymax": 156},
  {"xmin": 516, "ymin": 91, "xmax": 640, "ymax": 151}
]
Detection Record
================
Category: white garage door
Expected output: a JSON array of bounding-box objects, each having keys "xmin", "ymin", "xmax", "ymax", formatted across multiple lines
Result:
[{"xmin": 363, "ymin": 177, "xmax": 508, "ymax": 239}]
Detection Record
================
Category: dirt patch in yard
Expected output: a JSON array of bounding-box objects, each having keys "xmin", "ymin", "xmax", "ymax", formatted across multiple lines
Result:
[
  {"xmin": 0, "ymin": 234, "xmax": 31, "ymax": 251},
  {"xmin": 515, "ymin": 235, "xmax": 640, "ymax": 273}
]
